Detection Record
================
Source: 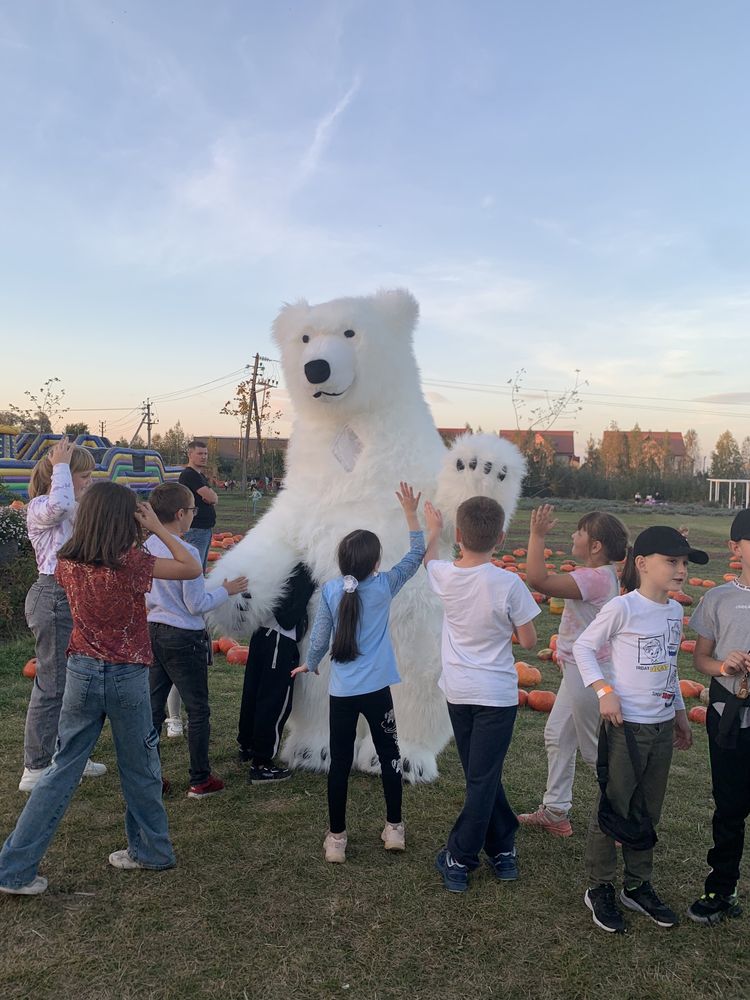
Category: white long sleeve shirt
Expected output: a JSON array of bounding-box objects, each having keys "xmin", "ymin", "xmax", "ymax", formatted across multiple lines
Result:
[
  {"xmin": 573, "ymin": 590, "xmax": 685, "ymax": 724},
  {"xmin": 145, "ymin": 534, "xmax": 229, "ymax": 630},
  {"xmin": 26, "ymin": 464, "xmax": 77, "ymax": 574}
]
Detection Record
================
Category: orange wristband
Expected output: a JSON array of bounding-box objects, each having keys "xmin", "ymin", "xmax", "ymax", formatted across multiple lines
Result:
[
  {"xmin": 720, "ymin": 662, "xmax": 729, "ymax": 676},
  {"xmin": 596, "ymin": 685, "xmax": 614, "ymax": 699}
]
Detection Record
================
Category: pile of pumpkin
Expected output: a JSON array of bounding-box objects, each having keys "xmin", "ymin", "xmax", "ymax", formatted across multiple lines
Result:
[
  {"xmin": 207, "ymin": 532, "xmax": 244, "ymax": 562},
  {"xmin": 516, "ymin": 631, "xmax": 558, "ymax": 712},
  {"xmin": 491, "ymin": 547, "xmax": 576, "ymax": 609},
  {"xmin": 212, "ymin": 635, "xmax": 249, "ymax": 665}
]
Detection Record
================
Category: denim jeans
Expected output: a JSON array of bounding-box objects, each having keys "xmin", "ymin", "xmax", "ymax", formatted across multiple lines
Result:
[
  {"xmin": 0, "ymin": 656, "xmax": 175, "ymax": 889},
  {"xmin": 24, "ymin": 575, "xmax": 73, "ymax": 769},
  {"xmin": 446, "ymin": 702, "xmax": 518, "ymax": 869},
  {"xmin": 182, "ymin": 527, "xmax": 212, "ymax": 572},
  {"xmin": 149, "ymin": 623, "xmax": 212, "ymax": 785}
]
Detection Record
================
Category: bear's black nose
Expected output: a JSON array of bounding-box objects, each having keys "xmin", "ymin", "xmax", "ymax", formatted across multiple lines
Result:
[{"xmin": 304, "ymin": 359, "xmax": 331, "ymax": 384}]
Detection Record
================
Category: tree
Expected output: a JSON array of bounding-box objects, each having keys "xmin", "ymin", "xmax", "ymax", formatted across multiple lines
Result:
[
  {"xmin": 741, "ymin": 436, "xmax": 750, "ymax": 477},
  {"xmin": 509, "ymin": 368, "xmax": 586, "ymax": 432},
  {"xmin": 710, "ymin": 430, "xmax": 745, "ymax": 479},
  {"xmin": 158, "ymin": 422, "xmax": 189, "ymax": 465},
  {"xmin": 8, "ymin": 377, "xmax": 68, "ymax": 433},
  {"xmin": 628, "ymin": 423, "xmax": 644, "ymax": 472},
  {"xmin": 683, "ymin": 428, "xmax": 700, "ymax": 474},
  {"xmin": 64, "ymin": 422, "xmax": 89, "ymax": 438},
  {"xmin": 600, "ymin": 421, "xmax": 629, "ymax": 477},
  {"xmin": 583, "ymin": 435, "xmax": 602, "ymax": 474}
]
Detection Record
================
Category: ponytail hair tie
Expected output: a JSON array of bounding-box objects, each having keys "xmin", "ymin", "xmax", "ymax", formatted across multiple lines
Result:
[{"xmin": 342, "ymin": 575, "xmax": 359, "ymax": 594}]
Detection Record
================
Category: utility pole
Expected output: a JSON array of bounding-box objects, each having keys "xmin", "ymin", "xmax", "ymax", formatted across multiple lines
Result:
[
  {"xmin": 130, "ymin": 398, "xmax": 157, "ymax": 448},
  {"xmin": 241, "ymin": 356, "xmax": 261, "ymax": 491},
  {"xmin": 98, "ymin": 419, "xmax": 107, "ymax": 437}
]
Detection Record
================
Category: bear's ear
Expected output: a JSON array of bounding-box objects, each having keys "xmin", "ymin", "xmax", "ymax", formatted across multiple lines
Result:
[
  {"xmin": 272, "ymin": 298, "xmax": 310, "ymax": 346},
  {"xmin": 371, "ymin": 288, "xmax": 419, "ymax": 333}
]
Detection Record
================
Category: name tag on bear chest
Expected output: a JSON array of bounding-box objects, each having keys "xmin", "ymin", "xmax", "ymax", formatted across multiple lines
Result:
[{"xmin": 331, "ymin": 426, "xmax": 363, "ymax": 472}]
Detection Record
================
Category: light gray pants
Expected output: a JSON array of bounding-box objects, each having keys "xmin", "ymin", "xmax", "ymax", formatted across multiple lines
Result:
[{"xmin": 23, "ymin": 574, "xmax": 72, "ymax": 769}]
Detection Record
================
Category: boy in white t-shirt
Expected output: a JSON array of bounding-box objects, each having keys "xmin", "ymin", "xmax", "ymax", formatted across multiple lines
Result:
[{"xmin": 424, "ymin": 496, "xmax": 540, "ymax": 892}]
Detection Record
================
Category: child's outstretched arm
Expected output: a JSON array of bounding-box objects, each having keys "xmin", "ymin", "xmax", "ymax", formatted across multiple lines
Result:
[
  {"xmin": 291, "ymin": 595, "xmax": 333, "ymax": 677},
  {"xmin": 526, "ymin": 504, "xmax": 583, "ymax": 599},
  {"xmin": 135, "ymin": 503, "xmax": 202, "ymax": 580},
  {"xmin": 423, "ymin": 501, "xmax": 443, "ymax": 566},
  {"xmin": 386, "ymin": 482, "xmax": 425, "ymax": 596}
]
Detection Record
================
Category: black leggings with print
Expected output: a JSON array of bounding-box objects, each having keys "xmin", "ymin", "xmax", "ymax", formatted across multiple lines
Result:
[{"xmin": 328, "ymin": 686, "xmax": 402, "ymax": 833}]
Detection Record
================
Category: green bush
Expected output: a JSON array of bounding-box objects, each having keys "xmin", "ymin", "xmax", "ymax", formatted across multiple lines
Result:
[{"xmin": 0, "ymin": 552, "xmax": 36, "ymax": 638}]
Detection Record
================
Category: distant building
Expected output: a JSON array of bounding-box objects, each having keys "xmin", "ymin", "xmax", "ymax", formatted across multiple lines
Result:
[
  {"xmin": 437, "ymin": 427, "xmax": 469, "ymax": 446},
  {"xmin": 197, "ymin": 435, "xmax": 289, "ymax": 463},
  {"xmin": 599, "ymin": 429, "xmax": 692, "ymax": 476},
  {"xmin": 498, "ymin": 429, "xmax": 579, "ymax": 467}
]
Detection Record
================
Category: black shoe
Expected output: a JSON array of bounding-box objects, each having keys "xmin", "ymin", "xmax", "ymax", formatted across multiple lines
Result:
[
  {"xmin": 585, "ymin": 884, "xmax": 626, "ymax": 933},
  {"xmin": 487, "ymin": 847, "xmax": 519, "ymax": 881},
  {"xmin": 248, "ymin": 764, "xmax": 291, "ymax": 785},
  {"xmin": 620, "ymin": 882, "xmax": 678, "ymax": 927},
  {"xmin": 687, "ymin": 891, "xmax": 742, "ymax": 925},
  {"xmin": 237, "ymin": 748, "xmax": 253, "ymax": 763}
]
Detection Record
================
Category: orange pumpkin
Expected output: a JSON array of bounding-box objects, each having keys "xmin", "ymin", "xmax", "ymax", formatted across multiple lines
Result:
[
  {"xmin": 683, "ymin": 616, "xmax": 691, "ymax": 627},
  {"xmin": 22, "ymin": 658, "xmax": 37, "ymax": 679},
  {"xmin": 515, "ymin": 662, "xmax": 542, "ymax": 687},
  {"xmin": 10, "ymin": 499, "xmax": 25, "ymax": 510},
  {"xmin": 723, "ymin": 574, "xmax": 737, "ymax": 582},
  {"xmin": 544, "ymin": 548, "xmax": 553, "ymax": 558},
  {"xmin": 233, "ymin": 534, "xmax": 243, "ymax": 542},
  {"xmin": 211, "ymin": 639, "xmax": 221, "ymax": 654},
  {"xmin": 680, "ymin": 640, "xmax": 696, "ymax": 654},
  {"xmin": 703, "ymin": 580, "xmax": 716, "ymax": 588},
  {"xmin": 207, "ymin": 551, "xmax": 220, "ymax": 562},
  {"xmin": 560, "ymin": 563, "xmax": 575, "ymax": 573},
  {"xmin": 687, "ymin": 577, "xmax": 704, "ymax": 587},
  {"xmin": 226, "ymin": 645, "xmax": 249, "ymax": 665},
  {"xmin": 549, "ymin": 634, "xmax": 558, "ymax": 652},
  {"xmin": 670, "ymin": 591, "xmax": 693, "ymax": 606},
  {"xmin": 688, "ymin": 706, "xmax": 707, "ymax": 725},
  {"xmin": 537, "ymin": 647, "xmax": 554, "ymax": 661},
  {"xmin": 513, "ymin": 548, "xmax": 526, "ymax": 557},
  {"xmin": 517, "ymin": 688, "xmax": 528, "ymax": 707},
  {"xmin": 531, "ymin": 591, "xmax": 546, "ymax": 603},
  {"xmin": 730, "ymin": 561, "xmax": 742, "ymax": 570},
  {"xmin": 528, "ymin": 690, "xmax": 556, "ymax": 713},
  {"xmin": 217, "ymin": 636, "xmax": 239, "ymax": 654},
  {"xmin": 501, "ymin": 554, "xmax": 516, "ymax": 564},
  {"xmin": 504, "ymin": 565, "xmax": 519, "ymax": 574},
  {"xmin": 679, "ymin": 679, "xmax": 704, "ymax": 699},
  {"xmin": 222, "ymin": 539, "xmax": 235, "ymax": 549},
  {"xmin": 518, "ymin": 562, "xmax": 527, "ymax": 570}
]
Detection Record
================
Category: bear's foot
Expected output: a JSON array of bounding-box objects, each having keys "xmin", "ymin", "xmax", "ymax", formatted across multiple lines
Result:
[
  {"xmin": 281, "ymin": 729, "xmax": 330, "ymax": 774},
  {"xmin": 396, "ymin": 741, "xmax": 439, "ymax": 785},
  {"xmin": 435, "ymin": 432, "xmax": 526, "ymax": 528}
]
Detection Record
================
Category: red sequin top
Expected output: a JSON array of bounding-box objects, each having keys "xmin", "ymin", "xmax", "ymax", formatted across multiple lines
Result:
[{"xmin": 56, "ymin": 548, "xmax": 156, "ymax": 666}]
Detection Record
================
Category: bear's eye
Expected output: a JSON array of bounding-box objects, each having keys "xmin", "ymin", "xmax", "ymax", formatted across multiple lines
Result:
[
  {"xmin": 302, "ymin": 334, "xmax": 310, "ymax": 343},
  {"xmin": 343, "ymin": 329, "xmax": 356, "ymax": 338}
]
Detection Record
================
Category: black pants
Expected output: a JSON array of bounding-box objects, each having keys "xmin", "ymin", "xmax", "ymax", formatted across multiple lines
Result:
[
  {"xmin": 705, "ymin": 706, "xmax": 750, "ymax": 895},
  {"xmin": 149, "ymin": 623, "xmax": 211, "ymax": 785},
  {"xmin": 237, "ymin": 628, "xmax": 299, "ymax": 766},
  {"xmin": 328, "ymin": 687, "xmax": 402, "ymax": 834},
  {"xmin": 446, "ymin": 702, "xmax": 518, "ymax": 869}
]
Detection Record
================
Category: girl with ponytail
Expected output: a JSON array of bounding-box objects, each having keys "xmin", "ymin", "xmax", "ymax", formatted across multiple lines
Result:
[{"xmin": 292, "ymin": 482, "xmax": 425, "ymax": 863}]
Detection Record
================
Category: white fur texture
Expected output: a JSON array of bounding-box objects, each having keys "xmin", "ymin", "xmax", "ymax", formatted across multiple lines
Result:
[{"xmin": 207, "ymin": 288, "xmax": 525, "ymax": 782}]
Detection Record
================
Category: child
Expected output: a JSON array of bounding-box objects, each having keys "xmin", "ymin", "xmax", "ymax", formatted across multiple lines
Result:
[
  {"xmin": 237, "ymin": 562, "xmax": 315, "ymax": 783},
  {"xmin": 145, "ymin": 483, "xmax": 248, "ymax": 798},
  {"xmin": 687, "ymin": 508, "xmax": 750, "ymax": 924},
  {"xmin": 0, "ymin": 482, "xmax": 201, "ymax": 895},
  {"xmin": 518, "ymin": 506, "xmax": 628, "ymax": 836},
  {"xmin": 424, "ymin": 496, "xmax": 540, "ymax": 893},
  {"xmin": 20, "ymin": 437, "xmax": 107, "ymax": 792},
  {"xmin": 291, "ymin": 482, "xmax": 424, "ymax": 863},
  {"xmin": 573, "ymin": 525, "xmax": 701, "ymax": 933}
]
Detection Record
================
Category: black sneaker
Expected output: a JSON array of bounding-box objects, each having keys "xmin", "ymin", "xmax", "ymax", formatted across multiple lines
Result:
[
  {"xmin": 435, "ymin": 848, "xmax": 469, "ymax": 893},
  {"xmin": 487, "ymin": 847, "xmax": 519, "ymax": 881},
  {"xmin": 687, "ymin": 891, "xmax": 742, "ymax": 925},
  {"xmin": 585, "ymin": 883, "xmax": 626, "ymax": 933},
  {"xmin": 620, "ymin": 882, "xmax": 678, "ymax": 927},
  {"xmin": 248, "ymin": 764, "xmax": 291, "ymax": 785}
]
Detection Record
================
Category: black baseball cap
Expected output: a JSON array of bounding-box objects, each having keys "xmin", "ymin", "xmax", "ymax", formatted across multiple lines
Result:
[
  {"xmin": 633, "ymin": 525, "xmax": 709, "ymax": 564},
  {"xmin": 730, "ymin": 509, "xmax": 750, "ymax": 542}
]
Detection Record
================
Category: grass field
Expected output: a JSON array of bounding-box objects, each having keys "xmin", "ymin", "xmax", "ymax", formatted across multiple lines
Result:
[{"xmin": 0, "ymin": 500, "xmax": 747, "ymax": 1000}]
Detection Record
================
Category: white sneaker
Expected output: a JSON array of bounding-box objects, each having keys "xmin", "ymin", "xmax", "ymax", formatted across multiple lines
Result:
[
  {"xmin": 108, "ymin": 849, "xmax": 146, "ymax": 870},
  {"xmin": 323, "ymin": 831, "xmax": 347, "ymax": 863},
  {"xmin": 166, "ymin": 719, "xmax": 184, "ymax": 738},
  {"xmin": 83, "ymin": 759, "xmax": 107, "ymax": 778},
  {"xmin": 18, "ymin": 767, "xmax": 46, "ymax": 792},
  {"xmin": 381, "ymin": 821, "xmax": 406, "ymax": 851},
  {"xmin": 0, "ymin": 876, "xmax": 48, "ymax": 895}
]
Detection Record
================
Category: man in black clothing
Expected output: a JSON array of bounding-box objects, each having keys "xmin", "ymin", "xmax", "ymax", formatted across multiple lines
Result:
[{"xmin": 178, "ymin": 440, "xmax": 218, "ymax": 570}]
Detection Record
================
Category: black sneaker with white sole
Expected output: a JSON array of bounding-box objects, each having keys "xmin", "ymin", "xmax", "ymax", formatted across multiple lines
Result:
[
  {"xmin": 248, "ymin": 764, "xmax": 291, "ymax": 784},
  {"xmin": 620, "ymin": 882, "xmax": 678, "ymax": 927},
  {"xmin": 585, "ymin": 883, "xmax": 626, "ymax": 933},
  {"xmin": 687, "ymin": 891, "xmax": 742, "ymax": 925}
]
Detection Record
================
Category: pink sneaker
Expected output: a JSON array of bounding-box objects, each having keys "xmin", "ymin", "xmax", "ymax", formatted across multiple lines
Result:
[{"xmin": 517, "ymin": 805, "xmax": 573, "ymax": 838}]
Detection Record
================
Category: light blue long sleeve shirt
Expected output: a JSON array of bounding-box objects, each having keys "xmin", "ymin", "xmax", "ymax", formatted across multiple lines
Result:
[
  {"xmin": 145, "ymin": 534, "xmax": 229, "ymax": 630},
  {"xmin": 306, "ymin": 530, "xmax": 425, "ymax": 697}
]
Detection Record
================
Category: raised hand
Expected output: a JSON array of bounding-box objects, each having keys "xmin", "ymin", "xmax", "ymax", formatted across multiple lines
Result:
[
  {"xmin": 424, "ymin": 500, "xmax": 444, "ymax": 539},
  {"xmin": 49, "ymin": 437, "xmax": 75, "ymax": 466},
  {"xmin": 223, "ymin": 575, "xmax": 250, "ymax": 596},
  {"xmin": 134, "ymin": 501, "xmax": 162, "ymax": 535},
  {"xmin": 530, "ymin": 504, "xmax": 557, "ymax": 538},
  {"xmin": 395, "ymin": 481, "xmax": 421, "ymax": 515}
]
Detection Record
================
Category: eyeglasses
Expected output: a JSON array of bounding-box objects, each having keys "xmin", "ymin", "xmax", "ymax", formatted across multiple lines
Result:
[{"xmin": 183, "ymin": 507, "xmax": 197, "ymax": 513}]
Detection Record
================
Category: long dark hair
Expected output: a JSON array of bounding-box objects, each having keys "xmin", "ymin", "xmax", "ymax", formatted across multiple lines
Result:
[
  {"xmin": 577, "ymin": 511, "xmax": 629, "ymax": 562},
  {"xmin": 330, "ymin": 529, "xmax": 382, "ymax": 663},
  {"xmin": 619, "ymin": 545, "xmax": 638, "ymax": 592},
  {"xmin": 58, "ymin": 482, "xmax": 142, "ymax": 569}
]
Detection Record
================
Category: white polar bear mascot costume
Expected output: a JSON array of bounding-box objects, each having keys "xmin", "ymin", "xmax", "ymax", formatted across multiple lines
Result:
[{"xmin": 208, "ymin": 289, "xmax": 526, "ymax": 782}]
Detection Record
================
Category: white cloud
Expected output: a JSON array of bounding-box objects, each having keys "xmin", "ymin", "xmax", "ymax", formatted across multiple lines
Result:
[{"xmin": 297, "ymin": 75, "xmax": 361, "ymax": 185}]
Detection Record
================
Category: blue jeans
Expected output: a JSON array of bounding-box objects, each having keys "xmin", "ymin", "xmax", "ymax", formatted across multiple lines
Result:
[
  {"xmin": 183, "ymin": 527, "xmax": 212, "ymax": 571},
  {"xmin": 446, "ymin": 702, "xmax": 518, "ymax": 869},
  {"xmin": 0, "ymin": 656, "xmax": 175, "ymax": 889}
]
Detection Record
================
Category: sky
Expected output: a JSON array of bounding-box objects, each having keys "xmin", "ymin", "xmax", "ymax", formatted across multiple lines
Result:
[{"xmin": 2, "ymin": 0, "xmax": 750, "ymax": 465}]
